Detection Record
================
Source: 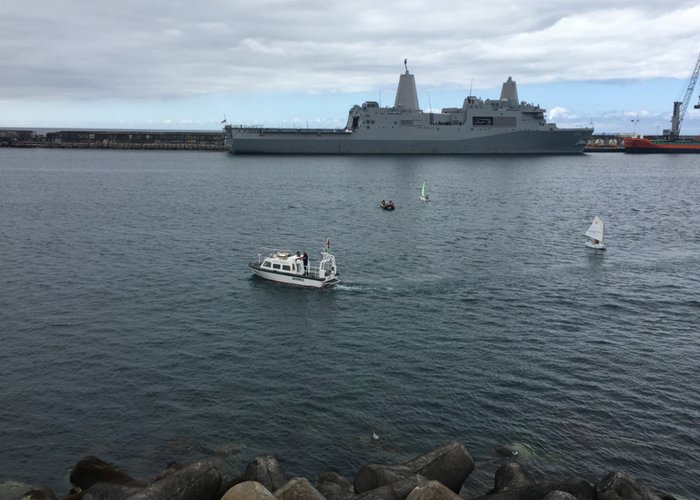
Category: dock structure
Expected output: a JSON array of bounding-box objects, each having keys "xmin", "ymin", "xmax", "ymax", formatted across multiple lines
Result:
[{"xmin": 0, "ymin": 129, "xmax": 226, "ymax": 151}]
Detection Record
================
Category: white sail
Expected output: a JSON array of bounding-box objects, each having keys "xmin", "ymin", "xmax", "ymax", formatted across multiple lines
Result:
[
  {"xmin": 420, "ymin": 181, "xmax": 428, "ymax": 201},
  {"xmin": 584, "ymin": 216, "xmax": 604, "ymax": 242}
]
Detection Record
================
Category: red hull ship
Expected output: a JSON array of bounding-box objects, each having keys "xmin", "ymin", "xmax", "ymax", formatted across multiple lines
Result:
[{"xmin": 624, "ymin": 136, "xmax": 700, "ymax": 154}]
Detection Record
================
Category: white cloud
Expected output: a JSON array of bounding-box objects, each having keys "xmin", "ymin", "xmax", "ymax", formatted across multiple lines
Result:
[
  {"xmin": 2, "ymin": 1, "xmax": 700, "ymax": 132},
  {"xmin": 2, "ymin": 0, "xmax": 700, "ymax": 99}
]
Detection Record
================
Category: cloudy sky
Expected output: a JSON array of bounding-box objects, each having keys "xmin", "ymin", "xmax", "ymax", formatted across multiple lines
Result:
[{"xmin": 2, "ymin": 0, "xmax": 700, "ymax": 135}]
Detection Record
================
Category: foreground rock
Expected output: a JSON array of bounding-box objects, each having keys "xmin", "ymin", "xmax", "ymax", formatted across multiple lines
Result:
[
  {"xmin": 20, "ymin": 488, "xmax": 58, "ymax": 500},
  {"xmin": 354, "ymin": 441, "xmax": 474, "ymax": 494},
  {"xmin": 19, "ymin": 442, "xmax": 680, "ymax": 500},
  {"xmin": 69, "ymin": 456, "xmax": 143, "ymax": 491},
  {"xmin": 220, "ymin": 480, "xmax": 276, "ymax": 500},
  {"xmin": 315, "ymin": 472, "xmax": 354, "ymax": 500},
  {"xmin": 125, "ymin": 460, "xmax": 222, "ymax": 500},
  {"xmin": 406, "ymin": 480, "xmax": 462, "ymax": 499},
  {"xmin": 542, "ymin": 493, "xmax": 577, "ymax": 500},
  {"xmin": 355, "ymin": 475, "xmax": 425, "ymax": 500},
  {"xmin": 239, "ymin": 455, "xmax": 290, "ymax": 493},
  {"xmin": 274, "ymin": 477, "xmax": 326, "ymax": 500},
  {"xmin": 595, "ymin": 471, "xmax": 674, "ymax": 500},
  {"xmin": 493, "ymin": 462, "xmax": 533, "ymax": 492},
  {"xmin": 60, "ymin": 454, "xmax": 240, "ymax": 500},
  {"xmin": 473, "ymin": 461, "xmax": 595, "ymax": 500}
]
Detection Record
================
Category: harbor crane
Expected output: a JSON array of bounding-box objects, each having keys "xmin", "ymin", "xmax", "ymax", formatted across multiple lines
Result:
[{"xmin": 669, "ymin": 52, "xmax": 700, "ymax": 137}]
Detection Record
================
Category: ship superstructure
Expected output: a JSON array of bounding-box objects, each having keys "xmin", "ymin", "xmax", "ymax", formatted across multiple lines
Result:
[{"xmin": 225, "ymin": 62, "xmax": 592, "ymax": 154}]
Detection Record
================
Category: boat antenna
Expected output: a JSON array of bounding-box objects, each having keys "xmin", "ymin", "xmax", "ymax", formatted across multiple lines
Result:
[
  {"xmin": 469, "ymin": 78, "xmax": 473, "ymax": 97},
  {"xmin": 404, "ymin": 58, "xmax": 408, "ymax": 74}
]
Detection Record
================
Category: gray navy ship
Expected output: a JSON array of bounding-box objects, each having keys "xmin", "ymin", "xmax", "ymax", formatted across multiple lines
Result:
[{"xmin": 225, "ymin": 61, "xmax": 593, "ymax": 154}]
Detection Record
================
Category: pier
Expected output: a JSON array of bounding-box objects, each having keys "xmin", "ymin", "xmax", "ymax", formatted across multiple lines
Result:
[{"xmin": 0, "ymin": 129, "xmax": 226, "ymax": 151}]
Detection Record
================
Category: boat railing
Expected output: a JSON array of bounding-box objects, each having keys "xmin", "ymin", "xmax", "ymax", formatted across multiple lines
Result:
[
  {"xmin": 305, "ymin": 268, "xmax": 321, "ymax": 278},
  {"xmin": 304, "ymin": 264, "xmax": 335, "ymax": 279}
]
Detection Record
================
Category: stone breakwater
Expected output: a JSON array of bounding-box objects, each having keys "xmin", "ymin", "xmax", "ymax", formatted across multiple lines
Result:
[
  {"xmin": 16, "ymin": 442, "xmax": 679, "ymax": 500},
  {"xmin": 0, "ymin": 129, "xmax": 226, "ymax": 151}
]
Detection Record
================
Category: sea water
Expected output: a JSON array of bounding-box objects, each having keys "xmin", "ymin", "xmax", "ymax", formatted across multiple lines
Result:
[{"xmin": 0, "ymin": 148, "xmax": 698, "ymax": 498}]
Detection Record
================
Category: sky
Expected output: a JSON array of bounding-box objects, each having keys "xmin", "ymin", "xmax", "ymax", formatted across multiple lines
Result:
[{"xmin": 2, "ymin": 0, "xmax": 700, "ymax": 136}]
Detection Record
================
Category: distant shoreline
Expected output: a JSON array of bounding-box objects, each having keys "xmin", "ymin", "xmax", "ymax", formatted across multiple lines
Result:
[
  {"xmin": 2, "ymin": 128, "xmax": 658, "ymax": 153},
  {"xmin": 0, "ymin": 128, "xmax": 227, "ymax": 151}
]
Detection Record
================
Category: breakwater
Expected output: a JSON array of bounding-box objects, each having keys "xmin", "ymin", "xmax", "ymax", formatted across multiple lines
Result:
[
  {"xmin": 0, "ymin": 129, "xmax": 226, "ymax": 151},
  {"xmin": 11, "ymin": 442, "xmax": 679, "ymax": 500}
]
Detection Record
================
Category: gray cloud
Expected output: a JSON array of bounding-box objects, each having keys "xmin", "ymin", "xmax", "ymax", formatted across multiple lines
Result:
[{"xmin": 2, "ymin": 0, "xmax": 700, "ymax": 102}]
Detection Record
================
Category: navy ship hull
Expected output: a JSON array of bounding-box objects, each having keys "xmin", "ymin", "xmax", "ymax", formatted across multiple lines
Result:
[
  {"xmin": 225, "ymin": 63, "xmax": 593, "ymax": 155},
  {"xmin": 226, "ymin": 127, "xmax": 590, "ymax": 155}
]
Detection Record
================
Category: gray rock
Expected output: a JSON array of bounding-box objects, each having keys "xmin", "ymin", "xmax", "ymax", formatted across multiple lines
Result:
[
  {"xmin": 595, "ymin": 472, "xmax": 663, "ymax": 500},
  {"xmin": 354, "ymin": 464, "xmax": 410, "ymax": 493},
  {"xmin": 472, "ymin": 476, "xmax": 594, "ymax": 500},
  {"xmin": 543, "ymin": 479, "xmax": 595, "ymax": 500},
  {"xmin": 234, "ymin": 456, "xmax": 290, "ymax": 494},
  {"xmin": 355, "ymin": 475, "xmax": 425, "ymax": 500},
  {"xmin": 124, "ymin": 459, "xmax": 221, "ymax": 500},
  {"xmin": 69, "ymin": 483, "xmax": 143, "ymax": 500},
  {"xmin": 21, "ymin": 488, "xmax": 58, "ymax": 500},
  {"xmin": 542, "ymin": 492, "xmax": 577, "ymax": 500},
  {"xmin": 354, "ymin": 442, "xmax": 474, "ymax": 494},
  {"xmin": 403, "ymin": 442, "xmax": 475, "ymax": 493},
  {"xmin": 493, "ymin": 462, "xmax": 533, "ymax": 492},
  {"xmin": 315, "ymin": 472, "xmax": 354, "ymax": 500},
  {"xmin": 274, "ymin": 477, "xmax": 326, "ymax": 500},
  {"xmin": 406, "ymin": 480, "xmax": 462, "ymax": 500},
  {"xmin": 152, "ymin": 461, "xmax": 184, "ymax": 482},
  {"xmin": 69, "ymin": 456, "xmax": 143, "ymax": 491},
  {"xmin": 220, "ymin": 481, "xmax": 276, "ymax": 500}
]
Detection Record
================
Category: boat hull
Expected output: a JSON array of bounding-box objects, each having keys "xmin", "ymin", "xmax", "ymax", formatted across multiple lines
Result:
[
  {"xmin": 624, "ymin": 137, "xmax": 700, "ymax": 154},
  {"xmin": 226, "ymin": 127, "xmax": 592, "ymax": 155},
  {"xmin": 249, "ymin": 262, "xmax": 339, "ymax": 289},
  {"xmin": 585, "ymin": 241, "xmax": 606, "ymax": 250}
]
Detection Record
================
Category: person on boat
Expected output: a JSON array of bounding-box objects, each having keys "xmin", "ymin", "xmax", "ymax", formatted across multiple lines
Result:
[
  {"xmin": 592, "ymin": 239, "xmax": 599, "ymax": 245},
  {"xmin": 381, "ymin": 200, "xmax": 386, "ymax": 208},
  {"xmin": 302, "ymin": 252, "xmax": 309, "ymax": 272},
  {"xmin": 388, "ymin": 200, "xmax": 394, "ymax": 207}
]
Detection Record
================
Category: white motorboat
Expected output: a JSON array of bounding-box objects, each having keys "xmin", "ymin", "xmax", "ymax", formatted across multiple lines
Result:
[
  {"xmin": 249, "ymin": 239, "xmax": 339, "ymax": 288},
  {"xmin": 584, "ymin": 216, "xmax": 606, "ymax": 250}
]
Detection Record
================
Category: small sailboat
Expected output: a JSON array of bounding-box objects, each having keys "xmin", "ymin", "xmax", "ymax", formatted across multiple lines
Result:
[
  {"xmin": 584, "ymin": 216, "xmax": 606, "ymax": 250},
  {"xmin": 420, "ymin": 181, "xmax": 430, "ymax": 202}
]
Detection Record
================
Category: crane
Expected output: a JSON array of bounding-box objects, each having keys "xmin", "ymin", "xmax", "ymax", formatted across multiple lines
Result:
[{"xmin": 669, "ymin": 52, "xmax": 700, "ymax": 137}]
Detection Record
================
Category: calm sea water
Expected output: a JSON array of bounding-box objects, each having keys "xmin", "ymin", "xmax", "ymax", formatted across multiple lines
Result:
[{"xmin": 0, "ymin": 149, "xmax": 698, "ymax": 499}]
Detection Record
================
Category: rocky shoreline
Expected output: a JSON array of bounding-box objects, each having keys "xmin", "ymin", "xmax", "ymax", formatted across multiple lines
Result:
[{"xmin": 15, "ymin": 442, "xmax": 678, "ymax": 500}]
